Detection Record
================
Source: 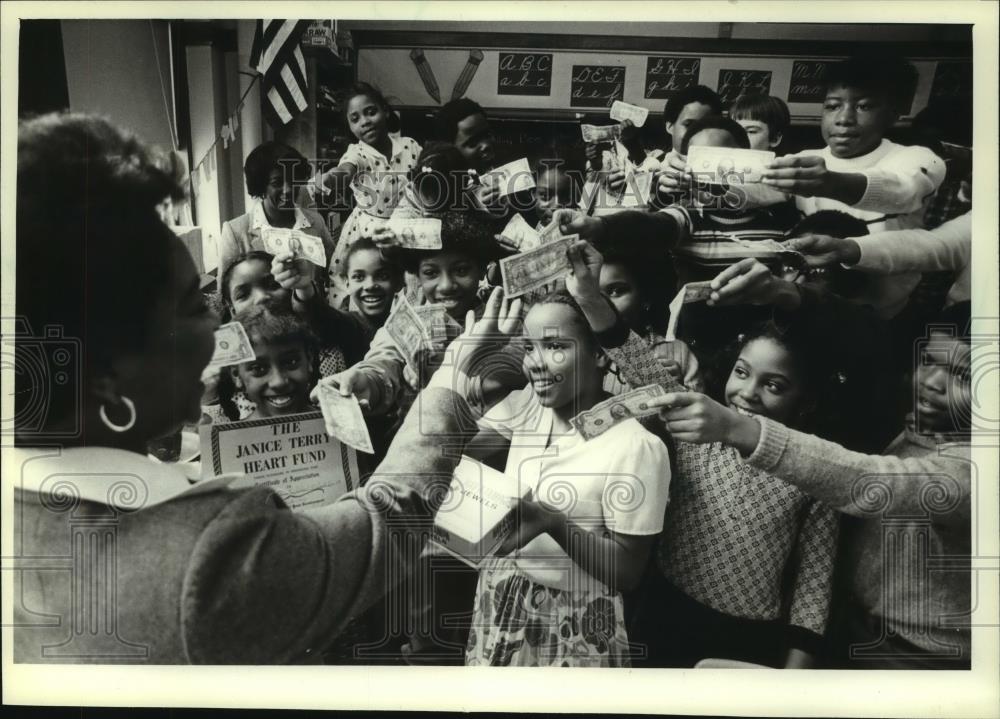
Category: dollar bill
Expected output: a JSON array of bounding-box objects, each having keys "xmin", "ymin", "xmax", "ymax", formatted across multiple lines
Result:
[
  {"xmin": 537, "ymin": 219, "xmax": 566, "ymax": 244},
  {"xmin": 499, "ymin": 234, "xmax": 576, "ymax": 298},
  {"xmin": 609, "ymin": 100, "xmax": 649, "ymax": 127},
  {"xmin": 414, "ymin": 303, "xmax": 463, "ymax": 346},
  {"xmin": 571, "ymin": 384, "xmax": 667, "ymax": 440},
  {"xmin": 498, "ymin": 213, "xmax": 541, "ymax": 252},
  {"xmin": 261, "ymin": 227, "xmax": 327, "ymax": 267},
  {"xmin": 480, "ymin": 158, "xmax": 535, "ymax": 198},
  {"xmin": 686, "ymin": 146, "xmax": 776, "ymax": 184},
  {"xmin": 315, "ymin": 383, "xmax": 375, "ymax": 454},
  {"xmin": 384, "ymin": 295, "xmax": 429, "ymax": 362},
  {"xmin": 207, "ymin": 322, "xmax": 256, "ymax": 369},
  {"xmin": 386, "ymin": 217, "xmax": 442, "ymax": 250},
  {"xmin": 665, "ymin": 281, "xmax": 715, "ymax": 341},
  {"xmin": 581, "ymin": 123, "xmax": 622, "ymax": 144}
]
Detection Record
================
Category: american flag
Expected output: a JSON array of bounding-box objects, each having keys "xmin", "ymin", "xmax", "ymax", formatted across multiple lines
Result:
[{"xmin": 250, "ymin": 20, "xmax": 311, "ymax": 126}]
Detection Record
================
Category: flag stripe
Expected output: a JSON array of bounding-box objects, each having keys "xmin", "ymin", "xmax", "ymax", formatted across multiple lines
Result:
[
  {"xmin": 267, "ymin": 86, "xmax": 293, "ymax": 124},
  {"xmin": 251, "ymin": 19, "xmax": 310, "ymax": 126}
]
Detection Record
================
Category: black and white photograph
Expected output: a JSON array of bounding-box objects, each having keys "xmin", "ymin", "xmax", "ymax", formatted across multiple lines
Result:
[{"xmin": 2, "ymin": 2, "xmax": 998, "ymax": 716}]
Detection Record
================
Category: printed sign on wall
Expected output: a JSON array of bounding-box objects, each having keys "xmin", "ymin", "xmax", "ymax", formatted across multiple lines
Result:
[
  {"xmin": 644, "ymin": 56, "xmax": 701, "ymax": 100},
  {"xmin": 498, "ymin": 52, "xmax": 553, "ymax": 96},
  {"xmin": 787, "ymin": 60, "xmax": 834, "ymax": 103},
  {"xmin": 717, "ymin": 68, "xmax": 772, "ymax": 105},
  {"xmin": 570, "ymin": 64, "xmax": 626, "ymax": 108}
]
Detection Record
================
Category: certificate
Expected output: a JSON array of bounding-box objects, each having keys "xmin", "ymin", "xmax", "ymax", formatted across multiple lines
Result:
[{"xmin": 200, "ymin": 411, "xmax": 360, "ymax": 511}]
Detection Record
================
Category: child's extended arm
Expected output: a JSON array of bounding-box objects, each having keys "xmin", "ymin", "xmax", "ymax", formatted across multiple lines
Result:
[
  {"xmin": 763, "ymin": 145, "xmax": 946, "ymax": 213},
  {"xmin": 656, "ymin": 391, "xmax": 971, "ymax": 523},
  {"xmin": 314, "ymin": 165, "xmax": 358, "ymax": 201}
]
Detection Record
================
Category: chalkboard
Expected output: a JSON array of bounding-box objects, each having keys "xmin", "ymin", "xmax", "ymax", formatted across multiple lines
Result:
[
  {"xmin": 788, "ymin": 60, "xmax": 833, "ymax": 104},
  {"xmin": 929, "ymin": 61, "xmax": 972, "ymax": 102},
  {"xmin": 570, "ymin": 64, "xmax": 625, "ymax": 108},
  {"xmin": 717, "ymin": 69, "xmax": 772, "ymax": 106},
  {"xmin": 644, "ymin": 56, "xmax": 700, "ymax": 100},
  {"xmin": 498, "ymin": 53, "xmax": 553, "ymax": 96}
]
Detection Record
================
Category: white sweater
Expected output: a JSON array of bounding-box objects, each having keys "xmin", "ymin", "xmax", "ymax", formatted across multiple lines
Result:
[
  {"xmin": 793, "ymin": 139, "xmax": 946, "ymax": 319},
  {"xmin": 793, "ymin": 139, "xmax": 946, "ymax": 233},
  {"xmin": 852, "ymin": 211, "xmax": 971, "ymax": 306}
]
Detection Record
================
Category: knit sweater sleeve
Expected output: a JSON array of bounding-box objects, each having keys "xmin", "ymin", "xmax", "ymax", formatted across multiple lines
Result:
[
  {"xmin": 853, "ymin": 144, "xmax": 946, "ymax": 215},
  {"xmin": 785, "ymin": 500, "xmax": 839, "ymax": 647},
  {"xmin": 854, "ymin": 211, "xmax": 971, "ymax": 275},
  {"xmin": 747, "ymin": 416, "xmax": 971, "ymax": 524}
]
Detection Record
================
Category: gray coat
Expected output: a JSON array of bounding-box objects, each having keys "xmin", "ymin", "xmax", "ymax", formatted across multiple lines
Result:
[{"xmin": 12, "ymin": 387, "xmax": 472, "ymax": 664}]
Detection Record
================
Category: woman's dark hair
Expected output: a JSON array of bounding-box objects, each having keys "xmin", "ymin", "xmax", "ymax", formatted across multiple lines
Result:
[
  {"xmin": 593, "ymin": 234, "xmax": 677, "ymax": 335},
  {"xmin": 244, "ymin": 141, "xmax": 308, "ymax": 198},
  {"xmin": 409, "ymin": 141, "xmax": 470, "ymax": 213},
  {"xmin": 396, "ymin": 209, "xmax": 505, "ymax": 274},
  {"xmin": 341, "ymin": 237, "xmax": 405, "ymax": 284},
  {"xmin": 218, "ymin": 304, "xmax": 319, "ymax": 420},
  {"xmin": 679, "ymin": 115, "xmax": 750, "ymax": 155},
  {"xmin": 434, "ymin": 98, "xmax": 486, "ymax": 143},
  {"xmin": 663, "ymin": 85, "xmax": 723, "ymax": 124},
  {"xmin": 340, "ymin": 82, "xmax": 393, "ymax": 129},
  {"xmin": 16, "ymin": 113, "xmax": 184, "ymax": 441},
  {"xmin": 219, "ymin": 250, "xmax": 278, "ymax": 314},
  {"xmin": 824, "ymin": 53, "xmax": 918, "ymax": 115}
]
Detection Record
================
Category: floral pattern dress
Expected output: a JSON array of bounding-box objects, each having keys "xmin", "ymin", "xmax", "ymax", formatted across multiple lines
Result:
[
  {"xmin": 464, "ymin": 387, "xmax": 672, "ymax": 668},
  {"xmin": 466, "ymin": 556, "xmax": 631, "ymax": 667}
]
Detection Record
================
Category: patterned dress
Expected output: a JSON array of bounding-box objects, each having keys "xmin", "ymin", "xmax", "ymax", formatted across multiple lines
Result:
[
  {"xmin": 603, "ymin": 328, "xmax": 839, "ymax": 663},
  {"xmin": 325, "ymin": 136, "xmax": 421, "ymax": 305}
]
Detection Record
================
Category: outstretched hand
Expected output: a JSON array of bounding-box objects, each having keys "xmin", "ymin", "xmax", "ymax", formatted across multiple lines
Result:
[
  {"xmin": 707, "ymin": 258, "xmax": 801, "ymax": 310},
  {"xmin": 565, "ymin": 239, "xmax": 604, "ymax": 303},
  {"xmin": 449, "ymin": 286, "xmax": 523, "ymax": 377},
  {"xmin": 782, "ymin": 233, "xmax": 861, "ymax": 267},
  {"xmin": 271, "ymin": 252, "xmax": 314, "ymax": 293},
  {"xmin": 551, "ymin": 208, "xmax": 606, "ymax": 243},
  {"xmin": 652, "ymin": 391, "xmax": 762, "ymax": 455}
]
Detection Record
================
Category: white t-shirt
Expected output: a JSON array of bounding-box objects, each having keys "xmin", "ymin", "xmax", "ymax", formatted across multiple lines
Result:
[{"xmin": 479, "ymin": 387, "xmax": 672, "ymax": 592}]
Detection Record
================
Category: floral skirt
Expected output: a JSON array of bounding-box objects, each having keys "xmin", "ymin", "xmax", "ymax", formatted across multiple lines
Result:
[{"xmin": 465, "ymin": 556, "xmax": 632, "ymax": 667}]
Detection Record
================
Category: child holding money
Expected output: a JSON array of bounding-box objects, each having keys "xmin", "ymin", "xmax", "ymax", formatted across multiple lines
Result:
[
  {"xmin": 655, "ymin": 301, "xmax": 973, "ymax": 669},
  {"xmin": 583, "ymin": 260, "xmax": 861, "ymax": 668},
  {"xmin": 312, "ymin": 83, "xmax": 422, "ymax": 305},
  {"xmin": 429, "ymin": 286, "xmax": 672, "ymax": 667},
  {"xmin": 762, "ymin": 54, "xmax": 945, "ymax": 320},
  {"xmin": 590, "ymin": 233, "xmax": 701, "ymax": 393},
  {"xmin": 220, "ymin": 304, "xmax": 319, "ymax": 421},
  {"xmin": 655, "ymin": 85, "xmax": 723, "ymax": 201},
  {"xmin": 324, "ymin": 210, "xmax": 512, "ymax": 420}
]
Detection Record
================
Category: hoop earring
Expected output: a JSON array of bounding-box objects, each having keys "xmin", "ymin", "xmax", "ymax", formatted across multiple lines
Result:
[{"xmin": 99, "ymin": 396, "xmax": 137, "ymax": 433}]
